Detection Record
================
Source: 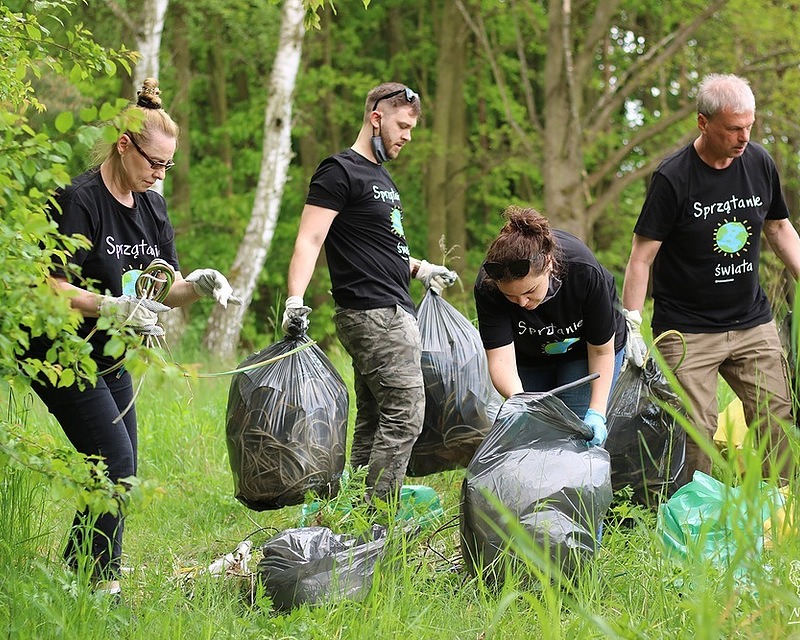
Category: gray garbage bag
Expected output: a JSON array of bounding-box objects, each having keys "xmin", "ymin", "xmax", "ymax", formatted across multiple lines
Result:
[
  {"xmin": 605, "ymin": 357, "xmax": 685, "ymax": 505},
  {"xmin": 225, "ymin": 336, "xmax": 348, "ymax": 510},
  {"xmin": 257, "ymin": 525, "xmax": 387, "ymax": 610},
  {"xmin": 460, "ymin": 392, "xmax": 612, "ymax": 584},
  {"xmin": 408, "ymin": 290, "xmax": 503, "ymax": 476}
]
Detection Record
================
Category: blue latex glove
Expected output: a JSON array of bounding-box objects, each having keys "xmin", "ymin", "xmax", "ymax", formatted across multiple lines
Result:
[{"xmin": 584, "ymin": 408, "xmax": 608, "ymax": 447}]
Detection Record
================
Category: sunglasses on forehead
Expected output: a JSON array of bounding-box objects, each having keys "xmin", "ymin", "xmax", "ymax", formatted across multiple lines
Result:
[
  {"xmin": 483, "ymin": 258, "xmax": 538, "ymax": 280},
  {"xmin": 372, "ymin": 87, "xmax": 419, "ymax": 111}
]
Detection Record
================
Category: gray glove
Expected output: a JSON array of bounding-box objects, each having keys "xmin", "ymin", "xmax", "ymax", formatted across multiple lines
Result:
[
  {"xmin": 281, "ymin": 295, "xmax": 311, "ymax": 337},
  {"xmin": 623, "ymin": 309, "xmax": 647, "ymax": 369},
  {"xmin": 185, "ymin": 269, "xmax": 242, "ymax": 308},
  {"xmin": 414, "ymin": 260, "xmax": 458, "ymax": 295},
  {"xmin": 98, "ymin": 295, "xmax": 169, "ymax": 335}
]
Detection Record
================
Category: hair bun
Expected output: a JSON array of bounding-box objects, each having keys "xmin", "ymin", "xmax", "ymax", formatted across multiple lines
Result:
[{"xmin": 136, "ymin": 78, "xmax": 162, "ymax": 109}]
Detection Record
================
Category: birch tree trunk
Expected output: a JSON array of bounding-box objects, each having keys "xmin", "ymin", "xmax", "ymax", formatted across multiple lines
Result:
[
  {"xmin": 132, "ymin": 0, "xmax": 170, "ymax": 197},
  {"xmin": 202, "ymin": 0, "xmax": 305, "ymax": 359}
]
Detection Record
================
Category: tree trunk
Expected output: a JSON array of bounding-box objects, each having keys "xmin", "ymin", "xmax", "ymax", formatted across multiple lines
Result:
[
  {"xmin": 207, "ymin": 15, "xmax": 233, "ymax": 197},
  {"xmin": 133, "ymin": 0, "xmax": 170, "ymax": 197},
  {"xmin": 170, "ymin": 0, "xmax": 191, "ymax": 213},
  {"xmin": 159, "ymin": 0, "xmax": 192, "ymax": 346},
  {"xmin": 426, "ymin": 0, "xmax": 468, "ymax": 273},
  {"xmin": 202, "ymin": 0, "xmax": 305, "ymax": 359},
  {"xmin": 542, "ymin": 0, "xmax": 586, "ymax": 239}
]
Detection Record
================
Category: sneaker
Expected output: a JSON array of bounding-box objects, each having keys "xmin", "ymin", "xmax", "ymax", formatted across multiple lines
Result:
[{"xmin": 95, "ymin": 579, "xmax": 122, "ymax": 602}]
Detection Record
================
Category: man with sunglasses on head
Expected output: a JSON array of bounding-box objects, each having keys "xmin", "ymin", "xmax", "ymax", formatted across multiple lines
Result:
[
  {"xmin": 281, "ymin": 82, "xmax": 457, "ymax": 503},
  {"xmin": 474, "ymin": 205, "xmax": 627, "ymax": 447}
]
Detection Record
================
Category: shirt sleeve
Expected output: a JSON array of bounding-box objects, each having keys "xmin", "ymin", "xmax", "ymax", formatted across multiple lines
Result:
[
  {"xmin": 306, "ymin": 158, "xmax": 350, "ymax": 212},
  {"xmin": 633, "ymin": 171, "xmax": 679, "ymax": 241},
  {"xmin": 580, "ymin": 267, "xmax": 616, "ymax": 346},
  {"xmin": 474, "ymin": 278, "xmax": 515, "ymax": 350}
]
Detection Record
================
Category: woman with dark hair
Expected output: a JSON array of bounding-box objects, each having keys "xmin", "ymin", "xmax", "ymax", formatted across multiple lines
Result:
[
  {"xmin": 27, "ymin": 79, "xmax": 239, "ymax": 597},
  {"xmin": 474, "ymin": 205, "xmax": 626, "ymax": 446}
]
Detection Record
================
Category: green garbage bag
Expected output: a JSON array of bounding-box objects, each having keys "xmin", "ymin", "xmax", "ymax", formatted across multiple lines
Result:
[{"xmin": 658, "ymin": 471, "xmax": 784, "ymax": 575}]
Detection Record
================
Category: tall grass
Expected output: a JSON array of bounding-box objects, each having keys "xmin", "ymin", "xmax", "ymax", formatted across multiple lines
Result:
[{"xmin": 2, "ymin": 340, "xmax": 800, "ymax": 639}]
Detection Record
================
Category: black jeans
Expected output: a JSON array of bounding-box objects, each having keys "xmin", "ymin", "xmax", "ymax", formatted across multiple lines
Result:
[{"xmin": 32, "ymin": 369, "xmax": 137, "ymax": 579}]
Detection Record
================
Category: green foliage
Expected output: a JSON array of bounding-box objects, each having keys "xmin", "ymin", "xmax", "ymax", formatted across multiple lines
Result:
[{"xmin": 0, "ymin": 0, "xmax": 162, "ymax": 542}]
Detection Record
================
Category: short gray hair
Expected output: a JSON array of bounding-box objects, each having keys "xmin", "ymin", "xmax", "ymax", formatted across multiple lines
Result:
[{"xmin": 696, "ymin": 73, "xmax": 755, "ymax": 117}]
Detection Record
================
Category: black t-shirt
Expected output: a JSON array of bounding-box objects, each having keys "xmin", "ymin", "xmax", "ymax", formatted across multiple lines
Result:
[
  {"xmin": 474, "ymin": 230, "xmax": 626, "ymax": 363},
  {"xmin": 635, "ymin": 142, "xmax": 788, "ymax": 333},
  {"xmin": 306, "ymin": 148, "xmax": 415, "ymax": 314},
  {"xmin": 29, "ymin": 168, "xmax": 179, "ymax": 369}
]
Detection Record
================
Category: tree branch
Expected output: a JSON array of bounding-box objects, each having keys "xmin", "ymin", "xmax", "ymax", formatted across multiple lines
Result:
[
  {"xmin": 587, "ymin": 102, "xmax": 694, "ymax": 189},
  {"xmin": 455, "ymin": 0, "xmax": 541, "ymax": 148},
  {"xmin": 101, "ymin": 0, "xmax": 142, "ymax": 39},
  {"xmin": 586, "ymin": 130, "xmax": 695, "ymax": 224},
  {"xmin": 574, "ymin": 0, "xmax": 622, "ymax": 83},
  {"xmin": 586, "ymin": 0, "xmax": 728, "ymax": 132}
]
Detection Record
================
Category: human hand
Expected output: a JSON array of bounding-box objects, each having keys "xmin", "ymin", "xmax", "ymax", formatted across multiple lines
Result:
[
  {"xmin": 281, "ymin": 295, "xmax": 312, "ymax": 337},
  {"xmin": 98, "ymin": 295, "xmax": 169, "ymax": 335},
  {"xmin": 185, "ymin": 269, "xmax": 242, "ymax": 308},
  {"xmin": 584, "ymin": 408, "xmax": 608, "ymax": 447},
  {"xmin": 623, "ymin": 309, "xmax": 647, "ymax": 369},
  {"xmin": 414, "ymin": 260, "xmax": 458, "ymax": 295}
]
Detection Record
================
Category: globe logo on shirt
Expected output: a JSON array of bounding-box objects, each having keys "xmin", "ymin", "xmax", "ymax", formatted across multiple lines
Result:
[
  {"xmin": 390, "ymin": 207, "xmax": 406, "ymax": 238},
  {"xmin": 543, "ymin": 338, "xmax": 579, "ymax": 355},
  {"xmin": 714, "ymin": 219, "xmax": 751, "ymax": 256}
]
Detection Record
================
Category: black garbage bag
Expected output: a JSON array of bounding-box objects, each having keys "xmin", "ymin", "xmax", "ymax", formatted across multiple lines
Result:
[
  {"xmin": 605, "ymin": 357, "xmax": 685, "ymax": 506},
  {"xmin": 460, "ymin": 392, "xmax": 612, "ymax": 584},
  {"xmin": 225, "ymin": 335, "xmax": 348, "ymax": 510},
  {"xmin": 257, "ymin": 525, "xmax": 387, "ymax": 610},
  {"xmin": 408, "ymin": 290, "xmax": 503, "ymax": 476}
]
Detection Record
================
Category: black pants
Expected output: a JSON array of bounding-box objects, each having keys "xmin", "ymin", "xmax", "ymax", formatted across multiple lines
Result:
[{"xmin": 32, "ymin": 370, "xmax": 137, "ymax": 579}]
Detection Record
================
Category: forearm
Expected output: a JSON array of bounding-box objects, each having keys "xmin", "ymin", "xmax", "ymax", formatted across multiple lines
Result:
[
  {"xmin": 764, "ymin": 219, "xmax": 800, "ymax": 280},
  {"xmin": 622, "ymin": 260, "xmax": 650, "ymax": 312},
  {"xmin": 587, "ymin": 338, "xmax": 615, "ymax": 416},
  {"xmin": 52, "ymin": 278, "xmax": 103, "ymax": 318},
  {"xmin": 287, "ymin": 237, "xmax": 323, "ymax": 299},
  {"xmin": 163, "ymin": 276, "xmax": 201, "ymax": 308},
  {"xmin": 486, "ymin": 345, "xmax": 524, "ymax": 398}
]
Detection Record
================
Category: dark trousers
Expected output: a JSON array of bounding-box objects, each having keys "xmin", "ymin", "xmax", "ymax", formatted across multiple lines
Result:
[{"xmin": 32, "ymin": 370, "xmax": 137, "ymax": 579}]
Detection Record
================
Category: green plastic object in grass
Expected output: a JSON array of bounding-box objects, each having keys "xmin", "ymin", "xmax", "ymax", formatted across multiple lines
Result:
[
  {"xmin": 301, "ymin": 484, "xmax": 444, "ymax": 529},
  {"xmin": 658, "ymin": 471, "xmax": 785, "ymax": 577}
]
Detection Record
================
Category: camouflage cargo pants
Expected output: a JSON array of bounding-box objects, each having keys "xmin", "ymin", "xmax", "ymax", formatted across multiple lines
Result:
[{"xmin": 334, "ymin": 305, "xmax": 424, "ymax": 500}]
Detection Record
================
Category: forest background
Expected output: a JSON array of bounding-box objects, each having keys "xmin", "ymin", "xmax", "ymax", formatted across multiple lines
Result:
[
  {"xmin": 4, "ymin": 1, "xmax": 800, "ymax": 636},
  {"xmin": 11, "ymin": 0, "xmax": 800, "ymax": 362}
]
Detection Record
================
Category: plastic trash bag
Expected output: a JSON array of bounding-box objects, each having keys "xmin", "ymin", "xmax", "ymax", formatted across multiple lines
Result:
[
  {"xmin": 257, "ymin": 525, "xmax": 387, "ymax": 610},
  {"xmin": 460, "ymin": 392, "xmax": 612, "ymax": 584},
  {"xmin": 658, "ymin": 471, "xmax": 786, "ymax": 577},
  {"xmin": 604, "ymin": 356, "xmax": 685, "ymax": 505},
  {"xmin": 225, "ymin": 335, "xmax": 348, "ymax": 510},
  {"xmin": 408, "ymin": 290, "xmax": 503, "ymax": 476}
]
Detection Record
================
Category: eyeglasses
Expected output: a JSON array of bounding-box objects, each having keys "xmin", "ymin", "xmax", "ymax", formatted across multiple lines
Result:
[
  {"xmin": 483, "ymin": 258, "xmax": 536, "ymax": 280},
  {"xmin": 125, "ymin": 132, "xmax": 175, "ymax": 171},
  {"xmin": 372, "ymin": 87, "xmax": 419, "ymax": 111}
]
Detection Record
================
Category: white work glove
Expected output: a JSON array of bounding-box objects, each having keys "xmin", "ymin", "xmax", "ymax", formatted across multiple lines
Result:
[
  {"xmin": 185, "ymin": 269, "xmax": 242, "ymax": 308},
  {"xmin": 414, "ymin": 260, "xmax": 458, "ymax": 295},
  {"xmin": 98, "ymin": 295, "xmax": 169, "ymax": 336},
  {"xmin": 623, "ymin": 309, "xmax": 647, "ymax": 369},
  {"xmin": 281, "ymin": 295, "xmax": 312, "ymax": 337}
]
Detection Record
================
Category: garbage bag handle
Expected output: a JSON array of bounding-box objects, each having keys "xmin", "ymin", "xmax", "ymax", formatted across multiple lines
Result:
[
  {"xmin": 546, "ymin": 372, "xmax": 600, "ymax": 396},
  {"xmin": 647, "ymin": 329, "xmax": 686, "ymax": 372}
]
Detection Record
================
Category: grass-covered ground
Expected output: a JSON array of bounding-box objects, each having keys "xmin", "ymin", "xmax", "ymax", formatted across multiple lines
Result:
[{"xmin": 2, "ymin": 345, "xmax": 800, "ymax": 639}]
